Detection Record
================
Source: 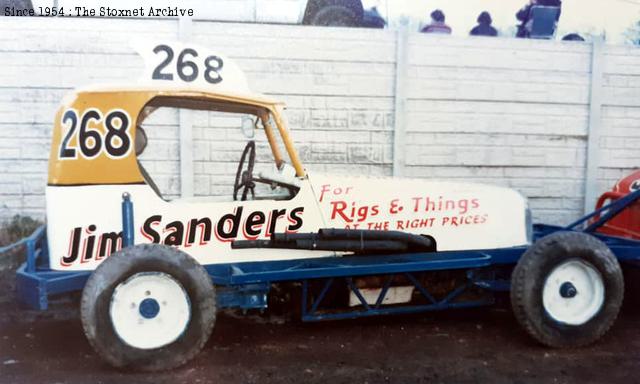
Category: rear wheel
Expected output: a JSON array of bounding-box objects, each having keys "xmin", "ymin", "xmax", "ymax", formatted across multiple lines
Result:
[
  {"xmin": 81, "ymin": 244, "xmax": 216, "ymax": 371},
  {"xmin": 310, "ymin": 5, "xmax": 358, "ymax": 27},
  {"xmin": 510, "ymin": 231, "xmax": 623, "ymax": 347}
]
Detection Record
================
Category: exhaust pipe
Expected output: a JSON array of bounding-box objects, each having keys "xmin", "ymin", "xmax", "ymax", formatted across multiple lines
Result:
[{"xmin": 232, "ymin": 229, "xmax": 436, "ymax": 254}]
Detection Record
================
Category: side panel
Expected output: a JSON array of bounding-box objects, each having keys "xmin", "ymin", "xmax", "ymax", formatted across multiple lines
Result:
[
  {"xmin": 46, "ymin": 180, "xmax": 328, "ymax": 271},
  {"xmin": 47, "ymin": 91, "xmax": 150, "ymax": 186},
  {"xmin": 308, "ymin": 174, "xmax": 530, "ymax": 252}
]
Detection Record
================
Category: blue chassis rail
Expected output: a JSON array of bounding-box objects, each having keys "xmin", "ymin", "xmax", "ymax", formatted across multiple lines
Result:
[{"xmin": 15, "ymin": 190, "xmax": 640, "ymax": 320}]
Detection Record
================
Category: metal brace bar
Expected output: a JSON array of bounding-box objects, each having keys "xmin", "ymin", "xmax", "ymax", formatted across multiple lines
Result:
[
  {"xmin": 566, "ymin": 189, "xmax": 640, "ymax": 231},
  {"xmin": 404, "ymin": 273, "xmax": 436, "ymax": 304},
  {"xmin": 308, "ymin": 278, "xmax": 334, "ymax": 315},
  {"xmin": 374, "ymin": 275, "xmax": 395, "ymax": 308},
  {"xmin": 584, "ymin": 190, "xmax": 640, "ymax": 233},
  {"xmin": 346, "ymin": 278, "xmax": 371, "ymax": 311},
  {"xmin": 25, "ymin": 239, "xmax": 36, "ymax": 273},
  {"xmin": 438, "ymin": 282, "xmax": 470, "ymax": 305}
]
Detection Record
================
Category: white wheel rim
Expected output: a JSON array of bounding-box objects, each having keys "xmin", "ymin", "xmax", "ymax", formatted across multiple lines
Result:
[
  {"xmin": 542, "ymin": 259, "xmax": 605, "ymax": 326},
  {"xmin": 110, "ymin": 272, "xmax": 191, "ymax": 350}
]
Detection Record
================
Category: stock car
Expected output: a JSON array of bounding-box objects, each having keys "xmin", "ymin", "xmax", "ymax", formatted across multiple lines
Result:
[{"xmin": 15, "ymin": 41, "xmax": 640, "ymax": 371}]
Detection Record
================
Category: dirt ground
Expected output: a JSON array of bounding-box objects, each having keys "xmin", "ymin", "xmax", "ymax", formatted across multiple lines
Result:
[{"xmin": 0, "ymin": 296, "xmax": 639, "ymax": 384}]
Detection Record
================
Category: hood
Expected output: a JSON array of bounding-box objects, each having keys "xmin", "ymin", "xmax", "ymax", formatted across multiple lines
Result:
[{"xmin": 307, "ymin": 173, "xmax": 529, "ymax": 252}]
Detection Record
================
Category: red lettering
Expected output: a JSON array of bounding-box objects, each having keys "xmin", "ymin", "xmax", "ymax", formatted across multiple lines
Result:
[
  {"xmin": 319, "ymin": 184, "xmax": 331, "ymax": 202},
  {"xmin": 330, "ymin": 201, "xmax": 353, "ymax": 223},
  {"xmin": 412, "ymin": 197, "xmax": 421, "ymax": 212}
]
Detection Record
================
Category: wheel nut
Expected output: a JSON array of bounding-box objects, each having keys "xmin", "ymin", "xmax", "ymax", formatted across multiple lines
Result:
[{"xmin": 559, "ymin": 282, "xmax": 578, "ymax": 298}]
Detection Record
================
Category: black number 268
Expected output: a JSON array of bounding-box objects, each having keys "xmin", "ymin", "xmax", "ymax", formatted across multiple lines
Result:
[
  {"xmin": 59, "ymin": 109, "xmax": 131, "ymax": 159},
  {"xmin": 151, "ymin": 44, "xmax": 224, "ymax": 84}
]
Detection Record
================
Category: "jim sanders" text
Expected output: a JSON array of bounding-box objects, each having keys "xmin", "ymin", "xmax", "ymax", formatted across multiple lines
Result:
[{"xmin": 61, "ymin": 206, "xmax": 304, "ymax": 266}]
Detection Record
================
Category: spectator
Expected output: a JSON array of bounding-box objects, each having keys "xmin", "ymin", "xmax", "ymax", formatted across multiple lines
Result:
[
  {"xmin": 562, "ymin": 33, "xmax": 585, "ymax": 41},
  {"xmin": 362, "ymin": 6, "xmax": 386, "ymax": 29},
  {"xmin": 470, "ymin": 11, "xmax": 498, "ymax": 37},
  {"xmin": 539, "ymin": 0, "xmax": 562, "ymax": 7},
  {"xmin": 421, "ymin": 10, "xmax": 452, "ymax": 35},
  {"xmin": 516, "ymin": 0, "xmax": 562, "ymax": 38}
]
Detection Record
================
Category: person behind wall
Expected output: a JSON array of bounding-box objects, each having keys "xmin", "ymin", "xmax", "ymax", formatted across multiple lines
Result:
[
  {"xmin": 362, "ymin": 6, "xmax": 386, "ymax": 29},
  {"xmin": 562, "ymin": 33, "xmax": 585, "ymax": 41},
  {"xmin": 516, "ymin": 0, "xmax": 562, "ymax": 38},
  {"xmin": 420, "ymin": 9, "xmax": 452, "ymax": 35},
  {"xmin": 470, "ymin": 11, "xmax": 498, "ymax": 37}
]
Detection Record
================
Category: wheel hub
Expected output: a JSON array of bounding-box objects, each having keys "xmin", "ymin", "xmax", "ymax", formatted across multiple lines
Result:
[
  {"xmin": 559, "ymin": 282, "xmax": 578, "ymax": 298},
  {"xmin": 110, "ymin": 272, "xmax": 191, "ymax": 350},
  {"xmin": 542, "ymin": 259, "xmax": 604, "ymax": 326},
  {"xmin": 139, "ymin": 298, "xmax": 161, "ymax": 319}
]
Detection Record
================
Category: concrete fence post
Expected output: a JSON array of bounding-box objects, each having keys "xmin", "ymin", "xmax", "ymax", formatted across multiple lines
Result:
[
  {"xmin": 178, "ymin": 16, "xmax": 194, "ymax": 198},
  {"xmin": 583, "ymin": 35, "xmax": 605, "ymax": 214},
  {"xmin": 392, "ymin": 21, "xmax": 409, "ymax": 177}
]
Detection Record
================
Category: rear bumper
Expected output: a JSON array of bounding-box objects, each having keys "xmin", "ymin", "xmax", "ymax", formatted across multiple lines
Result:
[
  {"xmin": 16, "ymin": 264, "xmax": 89, "ymax": 310},
  {"xmin": 14, "ymin": 225, "xmax": 90, "ymax": 310}
]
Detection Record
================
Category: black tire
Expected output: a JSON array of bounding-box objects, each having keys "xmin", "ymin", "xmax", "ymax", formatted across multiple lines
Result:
[
  {"xmin": 310, "ymin": 5, "xmax": 358, "ymax": 27},
  {"xmin": 510, "ymin": 231, "xmax": 623, "ymax": 348},
  {"xmin": 80, "ymin": 244, "xmax": 216, "ymax": 371}
]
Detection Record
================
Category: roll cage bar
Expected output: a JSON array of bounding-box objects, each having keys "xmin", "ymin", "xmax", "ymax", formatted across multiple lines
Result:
[
  {"xmin": 47, "ymin": 87, "xmax": 306, "ymax": 186},
  {"xmin": 141, "ymin": 94, "xmax": 305, "ymax": 177}
]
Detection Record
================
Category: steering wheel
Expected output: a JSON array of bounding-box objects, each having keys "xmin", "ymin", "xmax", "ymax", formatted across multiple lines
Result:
[{"xmin": 233, "ymin": 141, "xmax": 256, "ymax": 201}]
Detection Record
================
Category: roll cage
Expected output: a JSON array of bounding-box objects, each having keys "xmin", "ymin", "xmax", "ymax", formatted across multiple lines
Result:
[{"xmin": 47, "ymin": 85, "xmax": 306, "ymax": 188}]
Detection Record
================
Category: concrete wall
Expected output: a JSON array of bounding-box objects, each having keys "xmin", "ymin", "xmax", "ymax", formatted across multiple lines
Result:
[
  {"xmin": 404, "ymin": 35, "xmax": 592, "ymax": 224},
  {"xmin": 600, "ymin": 45, "xmax": 640, "ymax": 192},
  {"xmin": 0, "ymin": 17, "xmax": 637, "ymax": 225}
]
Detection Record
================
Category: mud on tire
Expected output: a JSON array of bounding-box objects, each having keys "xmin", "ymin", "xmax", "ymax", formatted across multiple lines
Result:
[
  {"xmin": 80, "ymin": 244, "xmax": 216, "ymax": 371},
  {"xmin": 510, "ymin": 231, "xmax": 623, "ymax": 348}
]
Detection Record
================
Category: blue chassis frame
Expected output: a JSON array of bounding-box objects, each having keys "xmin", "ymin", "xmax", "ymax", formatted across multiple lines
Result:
[{"xmin": 15, "ymin": 189, "xmax": 640, "ymax": 321}]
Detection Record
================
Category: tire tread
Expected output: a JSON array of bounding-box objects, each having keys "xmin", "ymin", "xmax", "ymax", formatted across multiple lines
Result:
[
  {"xmin": 510, "ymin": 231, "xmax": 623, "ymax": 348},
  {"xmin": 80, "ymin": 244, "xmax": 216, "ymax": 371}
]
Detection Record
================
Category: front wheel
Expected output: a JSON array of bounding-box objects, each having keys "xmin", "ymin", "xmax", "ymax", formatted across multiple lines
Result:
[
  {"xmin": 510, "ymin": 231, "xmax": 623, "ymax": 348},
  {"xmin": 80, "ymin": 244, "xmax": 216, "ymax": 371}
]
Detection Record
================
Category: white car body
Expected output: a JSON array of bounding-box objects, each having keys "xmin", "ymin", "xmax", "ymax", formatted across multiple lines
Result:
[
  {"xmin": 45, "ymin": 41, "xmax": 530, "ymax": 271},
  {"xmin": 47, "ymin": 173, "xmax": 529, "ymax": 271}
]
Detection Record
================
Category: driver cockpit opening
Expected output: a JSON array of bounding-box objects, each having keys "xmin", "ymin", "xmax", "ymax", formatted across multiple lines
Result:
[{"xmin": 134, "ymin": 95, "xmax": 303, "ymax": 203}]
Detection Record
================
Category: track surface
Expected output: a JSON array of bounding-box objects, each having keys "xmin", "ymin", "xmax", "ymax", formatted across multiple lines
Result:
[{"xmin": 0, "ymin": 299, "xmax": 639, "ymax": 384}]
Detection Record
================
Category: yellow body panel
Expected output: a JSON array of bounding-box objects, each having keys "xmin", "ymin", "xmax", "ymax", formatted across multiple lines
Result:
[
  {"xmin": 48, "ymin": 91, "xmax": 149, "ymax": 185},
  {"xmin": 48, "ymin": 85, "xmax": 304, "ymax": 185}
]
